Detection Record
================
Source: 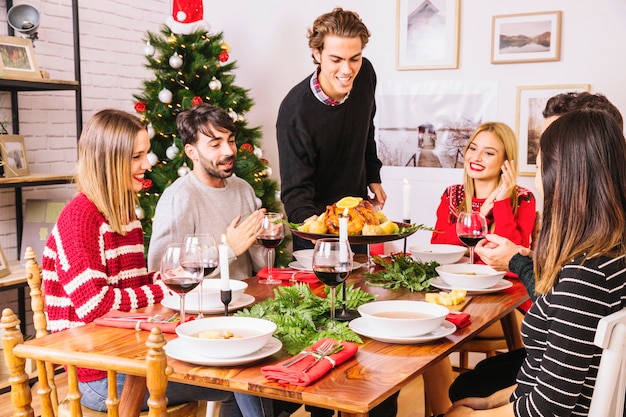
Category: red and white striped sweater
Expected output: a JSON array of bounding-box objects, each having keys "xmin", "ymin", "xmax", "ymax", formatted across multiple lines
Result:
[{"xmin": 42, "ymin": 193, "xmax": 169, "ymax": 382}]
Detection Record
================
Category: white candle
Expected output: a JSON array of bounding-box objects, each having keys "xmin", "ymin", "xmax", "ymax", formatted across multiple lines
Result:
[
  {"xmin": 219, "ymin": 234, "xmax": 230, "ymax": 290},
  {"xmin": 339, "ymin": 208, "xmax": 348, "ymax": 262},
  {"xmin": 403, "ymin": 179, "xmax": 411, "ymax": 221}
]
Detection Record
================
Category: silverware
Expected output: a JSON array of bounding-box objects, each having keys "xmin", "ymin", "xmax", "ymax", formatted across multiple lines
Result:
[
  {"xmin": 281, "ymin": 339, "xmax": 334, "ymax": 368},
  {"xmin": 102, "ymin": 313, "xmax": 179, "ymax": 323},
  {"xmin": 301, "ymin": 341, "xmax": 343, "ymax": 373}
]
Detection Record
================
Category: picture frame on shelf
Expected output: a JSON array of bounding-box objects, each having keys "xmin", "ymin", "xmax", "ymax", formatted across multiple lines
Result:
[
  {"xmin": 0, "ymin": 244, "xmax": 11, "ymax": 278},
  {"xmin": 0, "ymin": 134, "xmax": 30, "ymax": 177},
  {"xmin": 515, "ymin": 84, "xmax": 589, "ymax": 176},
  {"xmin": 396, "ymin": 0, "xmax": 460, "ymax": 70},
  {"xmin": 0, "ymin": 35, "xmax": 41, "ymax": 80},
  {"xmin": 491, "ymin": 11, "xmax": 562, "ymax": 64}
]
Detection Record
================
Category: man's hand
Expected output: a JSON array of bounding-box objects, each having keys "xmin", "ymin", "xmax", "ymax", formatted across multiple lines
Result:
[
  {"xmin": 226, "ymin": 209, "xmax": 265, "ymax": 256},
  {"xmin": 368, "ymin": 183, "xmax": 387, "ymax": 210},
  {"xmin": 474, "ymin": 234, "xmax": 529, "ymax": 271}
]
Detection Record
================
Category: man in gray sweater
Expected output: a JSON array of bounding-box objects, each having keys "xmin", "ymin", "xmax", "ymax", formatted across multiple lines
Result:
[{"xmin": 148, "ymin": 104, "xmax": 265, "ymax": 280}]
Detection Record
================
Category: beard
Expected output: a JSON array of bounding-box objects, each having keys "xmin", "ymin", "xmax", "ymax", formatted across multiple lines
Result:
[{"xmin": 198, "ymin": 153, "xmax": 234, "ymax": 180}]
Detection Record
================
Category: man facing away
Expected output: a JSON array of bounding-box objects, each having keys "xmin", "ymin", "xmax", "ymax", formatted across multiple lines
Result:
[{"xmin": 148, "ymin": 103, "xmax": 265, "ymax": 280}]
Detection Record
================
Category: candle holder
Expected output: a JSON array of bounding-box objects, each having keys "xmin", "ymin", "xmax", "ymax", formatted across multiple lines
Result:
[
  {"xmin": 220, "ymin": 289, "xmax": 232, "ymax": 317},
  {"xmin": 403, "ymin": 218, "xmax": 411, "ymax": 255}
]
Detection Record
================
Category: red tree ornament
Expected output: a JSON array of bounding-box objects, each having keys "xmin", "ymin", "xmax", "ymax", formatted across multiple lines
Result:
[
  {"xmin": 191, "ymin": 96, "xmax": 203, "ymax": 106},
  {"xmin": 218, "ymin": 51, "xmax": 229, "ymax": 63},
  {"xmin": 240, "ymin": 143, "xmax": 253, "ymax": 153},
  {"xmin": 134, "ymin": 101, "xmax": 147, "ymax": 112}
]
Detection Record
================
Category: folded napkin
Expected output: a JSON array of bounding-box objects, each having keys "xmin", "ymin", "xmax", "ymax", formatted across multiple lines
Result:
[
  {"xmin": 261, "ymin": 338, "xmax": 358, "ymax": 386},
  {"xmin": 257, "ymin": 267, "xmax": 320, "ymax": 284},
  {"xmin": 94, "ymin": 310, "xmax": 192, "ymax": 333},
  {"xmin": 446, "ymin": 312, "xmax": 471, "ymax": 328}
]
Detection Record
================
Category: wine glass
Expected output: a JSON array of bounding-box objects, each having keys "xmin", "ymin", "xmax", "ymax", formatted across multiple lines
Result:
[
  {"xmin": 456, "ymin": 212, "xmax": 488, "ymax": 264},
  {"xmin": 183, "ymin": 234, "xmax": 219, "ymax": 318},
  {"xmin": 257, "ymin": 212, "xmax": 285, "ymax": 284},
  {"xmin": 160, "ymin": 243, "xmax": 203, "ymax": 324},
  {"xmin": 312, "ymin": 238, "xmax": 353, "ymax": 321}
]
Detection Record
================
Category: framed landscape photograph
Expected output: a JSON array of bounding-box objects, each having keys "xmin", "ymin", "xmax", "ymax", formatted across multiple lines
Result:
[
  {"xmin": 0, "ymin": 134, "xmax": 30, "ymax": 177},
  {"xmin": 396, "ymin": 0, "xmax": 460, "ymax": 70},
  {"xmin": 515, "ymin": 84, "xmax": 589, "ymax": 175},
  {"xmin": 492, "ymin": 11, "xmax": 562, "ymax": 64},
  {"xmin": 0, "ymin": 35, "xmax": 41, "ymax": 80}
]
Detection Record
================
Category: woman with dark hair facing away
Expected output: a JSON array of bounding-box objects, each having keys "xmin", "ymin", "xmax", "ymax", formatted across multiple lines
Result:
[
  {"xmin": 42, "ymin": 109, "xmax": 267, "ymax": 416},
  {"xmin": 441, "ymin": 109, "xmax": 626, "ymax": 416}
]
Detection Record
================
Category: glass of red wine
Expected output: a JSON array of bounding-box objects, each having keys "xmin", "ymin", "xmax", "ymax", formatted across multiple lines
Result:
[
  {"xmin": 312, "ymin": 238, "xmax": 353, "ymax": 321},
  {"xmin": 456, "ymin": 211, "xmax": 488, "ymax": 264},
  {"xmin": 183, "ymin": 234, "xmax": 219, "ymax": 318},
  {"xmin": 160, "ymin": 243, "xmax": 203, "ymax": 324},
  {"xmin": 257, "ymin": 212, "xmax": 284, "ymax": 284}
]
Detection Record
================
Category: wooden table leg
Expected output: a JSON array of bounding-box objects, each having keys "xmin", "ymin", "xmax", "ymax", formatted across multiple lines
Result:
[
  {"xmin": 501, "ymin": 310, "xmax": 523, "ymax": 350},
  {"xmin": 119, "ymin": 374, "xmax": 146, "ymax": 417}
]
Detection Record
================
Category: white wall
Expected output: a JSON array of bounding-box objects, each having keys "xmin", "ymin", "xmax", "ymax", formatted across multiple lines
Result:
[{"xmin": 1, "ymin": 0, "xmax": 625, "ymax": 260}]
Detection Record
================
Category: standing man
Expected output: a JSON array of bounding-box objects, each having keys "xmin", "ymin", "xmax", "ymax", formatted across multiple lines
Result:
[
  {"xmin": 276, "ymin": 7, "xmax": 386, "ymax": 251},
  {"xmin": 148, "ymin": 103, "xmax": 265, "ymax": 280}
]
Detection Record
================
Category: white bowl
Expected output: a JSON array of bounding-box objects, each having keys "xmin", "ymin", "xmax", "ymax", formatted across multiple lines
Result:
[
  {"xmin": 188, "ymin": 279, "xmax": 247, "ymax": 308},
  {"xmin": 435, "ymin": 264, "xmax": 506, "ymax": 290},
  {"xmin": 410, "ymin": 244, "xmax": 466, "ymax": 264},
  {"xmin": 293, "ymin": 249, "xmax": 314, "ymax": 270},
  {"xmin": 175, "ymin": 316, "xmax": 276, "ymax": 358},
  {"xmin": 357, "ymin": 300, "xmax": 449, "ymax": 337}
]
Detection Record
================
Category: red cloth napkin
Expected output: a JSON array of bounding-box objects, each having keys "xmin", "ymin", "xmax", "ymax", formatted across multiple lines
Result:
[
  {"xmin": 261, "ymin": 338, "xmax": 358, "ymax": 386},
  {"xmin": 257, "ymin": 267, "xmax": 320, "ymax": 284},
  {"xmin": 446, "ymin": 312, "xmax": 471, "ymax": 328},
  {"xmin": 94, "ymin": 310, "xmax": 191, "ymax": 333}
]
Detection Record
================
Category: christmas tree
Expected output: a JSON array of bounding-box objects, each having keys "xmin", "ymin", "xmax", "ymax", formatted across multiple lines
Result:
[{"xmin": 132, "ymin": 21, "xmax": 289, "ymax": 266}]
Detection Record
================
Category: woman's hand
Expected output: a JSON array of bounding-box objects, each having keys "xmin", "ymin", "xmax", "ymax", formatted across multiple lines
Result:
[
  {"xmin": 475, "ymin": 234, "xmax": 528, "ymax": 271},
  {"xmin": 479, "ymin": 160, "xmax": 516, "ymax": 217}
]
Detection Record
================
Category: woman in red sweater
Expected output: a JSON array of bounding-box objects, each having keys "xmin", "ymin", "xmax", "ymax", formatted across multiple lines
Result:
[
  {"xmin": 431, "ymin": 122, "xmax": 536, "ymax": 252},
  {"xmin": 41, "ymin": 109, "xmax": 264, "ymax": 416}
]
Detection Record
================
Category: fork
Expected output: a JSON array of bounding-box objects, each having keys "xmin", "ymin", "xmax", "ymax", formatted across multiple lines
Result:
[
  {"xmin": 301, "ymin": 340, "xmax": 343, "ymax": 373},
  {"xmin": 281, "ymin": 339, "xmax": 335, "ymax": 368}
]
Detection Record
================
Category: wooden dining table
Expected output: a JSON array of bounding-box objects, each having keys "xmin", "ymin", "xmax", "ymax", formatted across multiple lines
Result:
[{"xmin": 10, "ymin": 259, "xmax": 529, "ymax": 417}]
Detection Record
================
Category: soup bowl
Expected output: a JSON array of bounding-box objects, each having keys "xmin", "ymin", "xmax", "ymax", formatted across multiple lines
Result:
[
  {"xmin": 436, "ymin": 264, "xmax": 505, "ymax": 290},
  {"xmin": 357, "ymin": 300, "xmax": 449, "ymax": 337},
  {"xmin": 175, "ymin": 316, "xmax": 276, "ymax": 358},
  {"xmin": 410, "ymin": 244, "xmax": 466, "ymax": 264}
]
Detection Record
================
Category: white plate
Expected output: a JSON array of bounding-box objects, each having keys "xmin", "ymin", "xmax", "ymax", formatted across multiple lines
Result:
[
  {"xmin": 349, "ymin": 318, "xmax": 456, "ymax": 344},
  {"xmin": 430, "ymin": 277, "xmax": 513, "ymax": 294},
  {"xmin": 161, "ymin": 293, "xmax": 255, "ymax": 314},
  {"xmin": 165, "ymin": 336, "xmax": 282, "ymax": 366},
  {"xmin": 288, "ymin": 261, "xmax": 363, "ymax": 271}
]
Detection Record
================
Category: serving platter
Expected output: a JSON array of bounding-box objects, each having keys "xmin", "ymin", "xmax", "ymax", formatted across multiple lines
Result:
[{"xmin": 291, "ymin": 221, "xmax": 419, "ymax": 245}]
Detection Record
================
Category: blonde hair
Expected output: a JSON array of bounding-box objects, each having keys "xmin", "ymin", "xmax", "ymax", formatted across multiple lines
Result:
[
  {"xmin": 462, "ymin": 122, "xmax": 519, "ymax": 217},
  {"xmin": 76, "ymin": 109, "xmax": 146, "ymax": 235}
]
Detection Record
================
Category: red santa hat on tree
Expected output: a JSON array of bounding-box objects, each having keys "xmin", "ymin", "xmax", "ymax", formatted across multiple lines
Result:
[{"xmin": 166, "ymin": 0, "xmax": 211, "ymax": 35}]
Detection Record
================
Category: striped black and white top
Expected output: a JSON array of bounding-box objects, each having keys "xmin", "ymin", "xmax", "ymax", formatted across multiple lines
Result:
[{"xmin": 512, "ymin": 254, "xmax": 626, "ymax": 417}]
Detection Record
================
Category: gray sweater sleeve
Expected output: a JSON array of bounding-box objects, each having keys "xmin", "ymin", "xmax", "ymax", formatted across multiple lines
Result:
[{"xmin": 509, "ymin": 253, "xmax": 537, "ymax": 301}]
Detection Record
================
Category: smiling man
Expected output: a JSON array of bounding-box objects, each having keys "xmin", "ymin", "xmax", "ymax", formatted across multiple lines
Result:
[
  {"xmin": 276, "ymin": 7, "xmax": 386, "ymax": 252},
  {"xmin": 147, "ymin": 104, "xmax": 265, "ymax": 280}
]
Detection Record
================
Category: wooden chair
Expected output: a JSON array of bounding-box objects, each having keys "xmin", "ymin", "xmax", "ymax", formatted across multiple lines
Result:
[
  {"xmin": 14, "ymin": 246, "xmax": 199, "ymax": 417},
  {"xmin": 588, "ymin": 308, "xmax": 626, "ymax": 417}
]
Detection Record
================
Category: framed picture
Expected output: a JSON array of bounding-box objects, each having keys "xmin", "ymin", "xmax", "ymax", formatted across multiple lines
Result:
[
  {"xmin": 491, "ymin": 11, "xmax": 562, "ymax": 64},
  {"xmin": 396, "ymin": 0, "xmax": 460, "ymax": 70},
  {"xmin": 0, "ymin": 134, "xmax": 30, "ymax": 177},
  {"xmin": 0, "ymin": 35, "xmax": 41, "ymax": 80},
  {"xmin": 515, "ymin": 84, "xmax": 590, "ymax": 176},
  {"xmin": 0, "ymin": 244, "xmax": 11, "ymax": 278}
]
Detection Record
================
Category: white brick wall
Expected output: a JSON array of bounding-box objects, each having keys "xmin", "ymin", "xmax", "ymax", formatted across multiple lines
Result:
[{"xmin": 0, "ymin": 0, "xmax": 165, "ymax": 261}]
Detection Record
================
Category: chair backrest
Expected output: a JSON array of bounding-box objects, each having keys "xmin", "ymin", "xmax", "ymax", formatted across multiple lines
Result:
[
  {"xmin": 588, "ymin": 307, "xmax": 626, "ymax": 417},
  {"xmin": 15, "ymin": 247, "xmax": 198, "ymax": 417}
]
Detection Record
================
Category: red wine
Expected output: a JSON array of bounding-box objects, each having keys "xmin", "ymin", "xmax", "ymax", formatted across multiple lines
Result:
[
  {"xmin": 203, "ymin": 264, "xmax": 217, "ymax": 277},
  {"xmin": 257, "ymin": 237, "xmax": 283, "ymax": 249},
  {"xmin": 163, "ymin": 277, "xmax": 202, "ymax": 294},
  {"xmin": 458, "ymin": 235, "xmax": 484, "ymax": 247},
  {"xmin": 182, "ymin": 261, "xmax": 217, "ymax": 277},
  {"xmin": 314, "ymin": 266, "xmax": 349, "ymax": 286}
]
